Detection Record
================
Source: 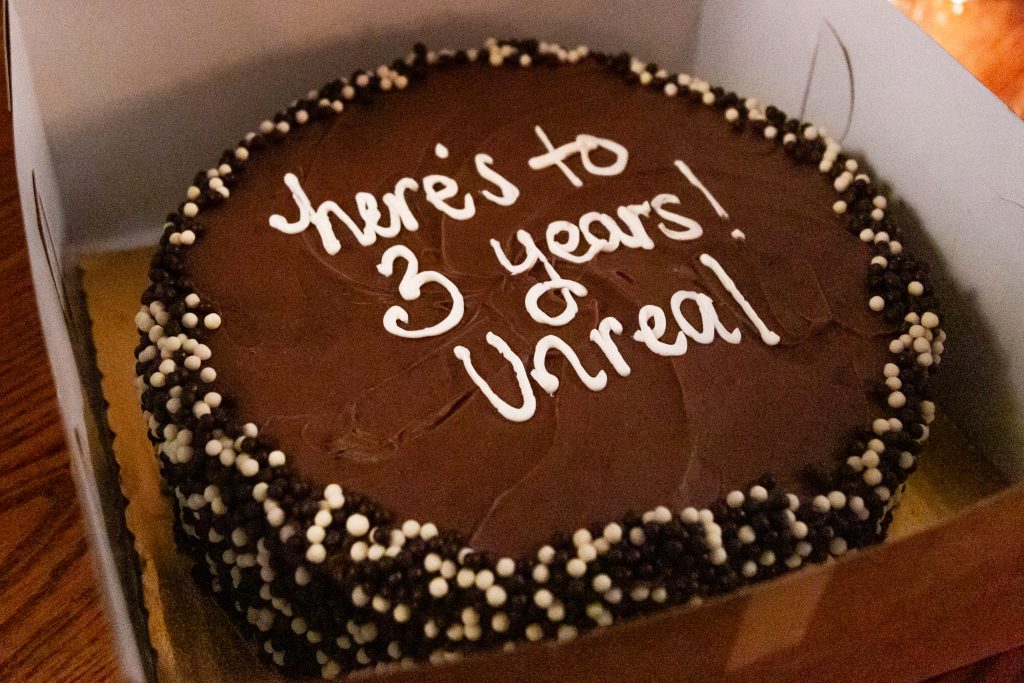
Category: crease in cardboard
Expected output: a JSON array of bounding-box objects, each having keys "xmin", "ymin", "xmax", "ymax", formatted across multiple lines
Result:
[
  {"xmin": 31, "ymin": 170, "xmax": 74, "ymax": 332},
  {"xmin": 725, "ymin": 568, "xmax": 832, "ymax": 672}
]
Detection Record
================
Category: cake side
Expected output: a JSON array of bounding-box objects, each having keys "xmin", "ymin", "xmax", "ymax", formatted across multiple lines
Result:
[{"xmin": 133, "ymin": 39, "xmax": 943, "ymax": 677}]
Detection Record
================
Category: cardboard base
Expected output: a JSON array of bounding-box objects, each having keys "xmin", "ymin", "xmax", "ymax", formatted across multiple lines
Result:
[
  {"xmin": 80, "ymin": 247, "xmax": 1007, "ymax": 681},
  {"xmin": 81, "ymin": 248, "xmax": 288, "ymax": 682}
]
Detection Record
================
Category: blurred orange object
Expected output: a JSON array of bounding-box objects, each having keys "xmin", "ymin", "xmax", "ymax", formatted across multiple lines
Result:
[{"xmin": 891, "ymin": 0, "xmax": 1024, "ymax": 116}]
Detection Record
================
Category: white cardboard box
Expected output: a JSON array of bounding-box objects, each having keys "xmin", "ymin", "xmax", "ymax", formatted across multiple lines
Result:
[{"xmin": 9, "ymin": 1, "xmax": 1024, "ymax": 680}]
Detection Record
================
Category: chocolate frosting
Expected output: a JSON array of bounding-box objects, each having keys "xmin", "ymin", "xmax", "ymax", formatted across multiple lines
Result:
[{"xmin": 186, "ymin": 60, "xmax": 889, "ymax": 558}]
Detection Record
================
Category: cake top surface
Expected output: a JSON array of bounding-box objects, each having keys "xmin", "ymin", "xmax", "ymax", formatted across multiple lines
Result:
[{"xmin": 185, "ymin": 56, "xmax": 888, "ymax": 557}]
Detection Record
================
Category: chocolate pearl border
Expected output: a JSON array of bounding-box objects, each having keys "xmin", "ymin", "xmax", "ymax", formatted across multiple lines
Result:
[{"xmin": 134, "ymin": 38, "xmax": 942, "ymax": 678}]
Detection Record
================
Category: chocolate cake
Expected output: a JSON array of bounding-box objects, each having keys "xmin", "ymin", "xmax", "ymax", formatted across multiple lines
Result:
[{"xmin": 134, "ymin": 39, "xmax": 944, "ymax": 677}]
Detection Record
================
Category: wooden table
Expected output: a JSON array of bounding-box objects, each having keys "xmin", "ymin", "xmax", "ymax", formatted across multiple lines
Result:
[{"xmin": 0, "ymin": 2, "xmax": 1022, "ymax": 680}]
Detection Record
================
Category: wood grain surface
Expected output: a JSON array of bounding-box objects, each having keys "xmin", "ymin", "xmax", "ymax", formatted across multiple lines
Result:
[
  {"xmin": 0, "ymin": 108, "xmax": 120, "ymax": 678},
  {"xmin": 0, "ymin": 2, "xmax": 1021, "ymax": 681}
]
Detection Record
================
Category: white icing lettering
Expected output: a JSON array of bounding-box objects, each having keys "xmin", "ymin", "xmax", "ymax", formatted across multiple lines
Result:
[
  {"xmin": 546, "ymin": 220, "xmax": 602, "ymax": 264},
  {"xmin": 382, "ymin": 178, "xmax": 421, "ymax": 233},
  {"xmin": 376, "ymin": 245, "xmax": 464, "ymax": 338},
  {"xmin": 530, "ymin": 335, "xmax": 608, "ymax": 395},
  {"xmin": 524, "ymin": 275, "xmax": 588, "ymax": 327},
  {"xmin": 675, "ymin": 159, "xmax": 729, "ymax": 220},
  {"xmin": 423, "ymin": 174, "xmax": 476, "ymax": 221},
  {"xmin": 633, "ymin": 304, "xmax": 688, "ymax": 356},
  {"xmin": 632, "ymin": 287, "xmax": 742, "ymax": 356},
  {"xmin": 474, "ymin": 153, "xmax": 520, "ymax": 206},
  {"xmin": 491, "ymin": 230, "xmax": 588, "ymax": 327},
  {"xmin": 670, "ymin": 290, "xmax": 741, "ymax": 344},
  {"xmin": 589, "ymin": 317, "xmax": 631, "ymax": 377},
  {"xmin": 614, "ymin": 202, "xmax": 656, "ymax": 250},
  {"xmin": 651, "ymin": 194, "xmax": 703, "ymax": 241},
  {"xmin": 489, "ymin": 230, "xmax": 544, "ymax": 276},
  {"xmin": 355, "ymin": 192, "xmax": 401, "ymax": 239},
  {"xmin": 270, "ymin": 173, "xmax": 421, "ymax": 255},
  {"xmin": 453, "ymin": 332, "xmax": 536, "ymax": 422},
  {"xmin": 579, "ymin": 212, "xmax": 622, "ymax": 254},
  {"xmin": 698, "ymin": 253, "xmax": 780, "ymax": 345},
  {"xmin": 528, "ymin": 126, "xmax": 629, "ymax": 187}
]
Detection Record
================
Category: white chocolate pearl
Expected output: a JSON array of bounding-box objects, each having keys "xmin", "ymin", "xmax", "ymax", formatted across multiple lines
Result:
[
  {"xmin": 200, "ymin": 367, "xmax": 217, "ymax": 383},
  {"xmin": 603, "ymin": 523, "xmax": 623, "ymax": 543},
  {"xmin": 832, "ymin": 200, "xmax": 847, "ymax": 214},
  {"xmin": 888, "ymin": 391, "xmax": 907, "ymax": 409},
  {"xmin": 268, "ymin": 450, "xmax": 286, "ymax": 467},
  {"xmin": 393, "ymin": 604, "xmax": 411, "ymax": 623},
  {"xmin": 420, "ymin": 522, "xmax": 439, "ymax": 540},
  {"xmin": 324, "ymin": 484, "xmax": 344, "ymax": 509},
  {"xmin": 864, "ymin": 468, "xmax": 883, "ymax": 486},
  {"xmin": 183, "ymin": 202, "xmax": 199, "ymax": 218},
  {"xmin": 204, "ymin": 312, "xmax": 222, "ymax": 329},
  {"xmin": 306, "ymin": 526, "xmax": 325, "ymax": 544},
  {"xmin": 908, "ymin": 281, "xmax": 925, "ymax": 296},
  {"xmin": 534, "ymin": 589, "xmax": 554, "ymax": 609},
  {"xmin": 827, "ymin": 490, "xmax": 847, "ymax": 509},
  {"xmin": 428, "ymin": 577, "xmax": 449, "ymax": 598},
  {"xmin": 572, "ymin": 529, "xmax": 592, "ymax": 547},
  {"xmin": 566, "ymin": 558, "xmax": 587, "ymax": 577},
  {"xmin": 726, "ymin": 490, "xmax": 744, "ymax": 508},
  {"xmin": 486, "ymin": 585, "xmax": 507, "ymax": 608},
  {"xmin": 474, "ymin": 569, "xmax": 494, "ymax": 590},
  {"xmin": 496, "ymin": 557, "xmax": 515, "ymax": 577},
  {"xmin": 306, "ymin": 543, "xmax": 326, "ymax": 563},
  {"xmin": 456, "ymin": 568, "xmax": 475, "ymax": 589},
  {"xmin": 238, "ymin": 456, "xmax": 259, "ymax": 477},
  {"xmin": 921, "ymin": 312, "xmax": 939, "ymax": 329},
  {"xmin": 346, "ymin": 514, "xmax": 370, "ymax": 537},
  {"xmin": 314, "ymin": 509, "xmax": 332, "ymax": 527}
]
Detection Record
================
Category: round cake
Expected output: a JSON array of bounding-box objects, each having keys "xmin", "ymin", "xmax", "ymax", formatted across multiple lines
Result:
[{"xmin": 134, "ymin": 38, "xmax": 944, "ymax": 677}]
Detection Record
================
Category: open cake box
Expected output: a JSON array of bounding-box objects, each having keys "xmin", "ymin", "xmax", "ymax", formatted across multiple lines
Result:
[{"xmin": 9, "ymin": 0, "xmax": 1024, "ymax": 680}]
